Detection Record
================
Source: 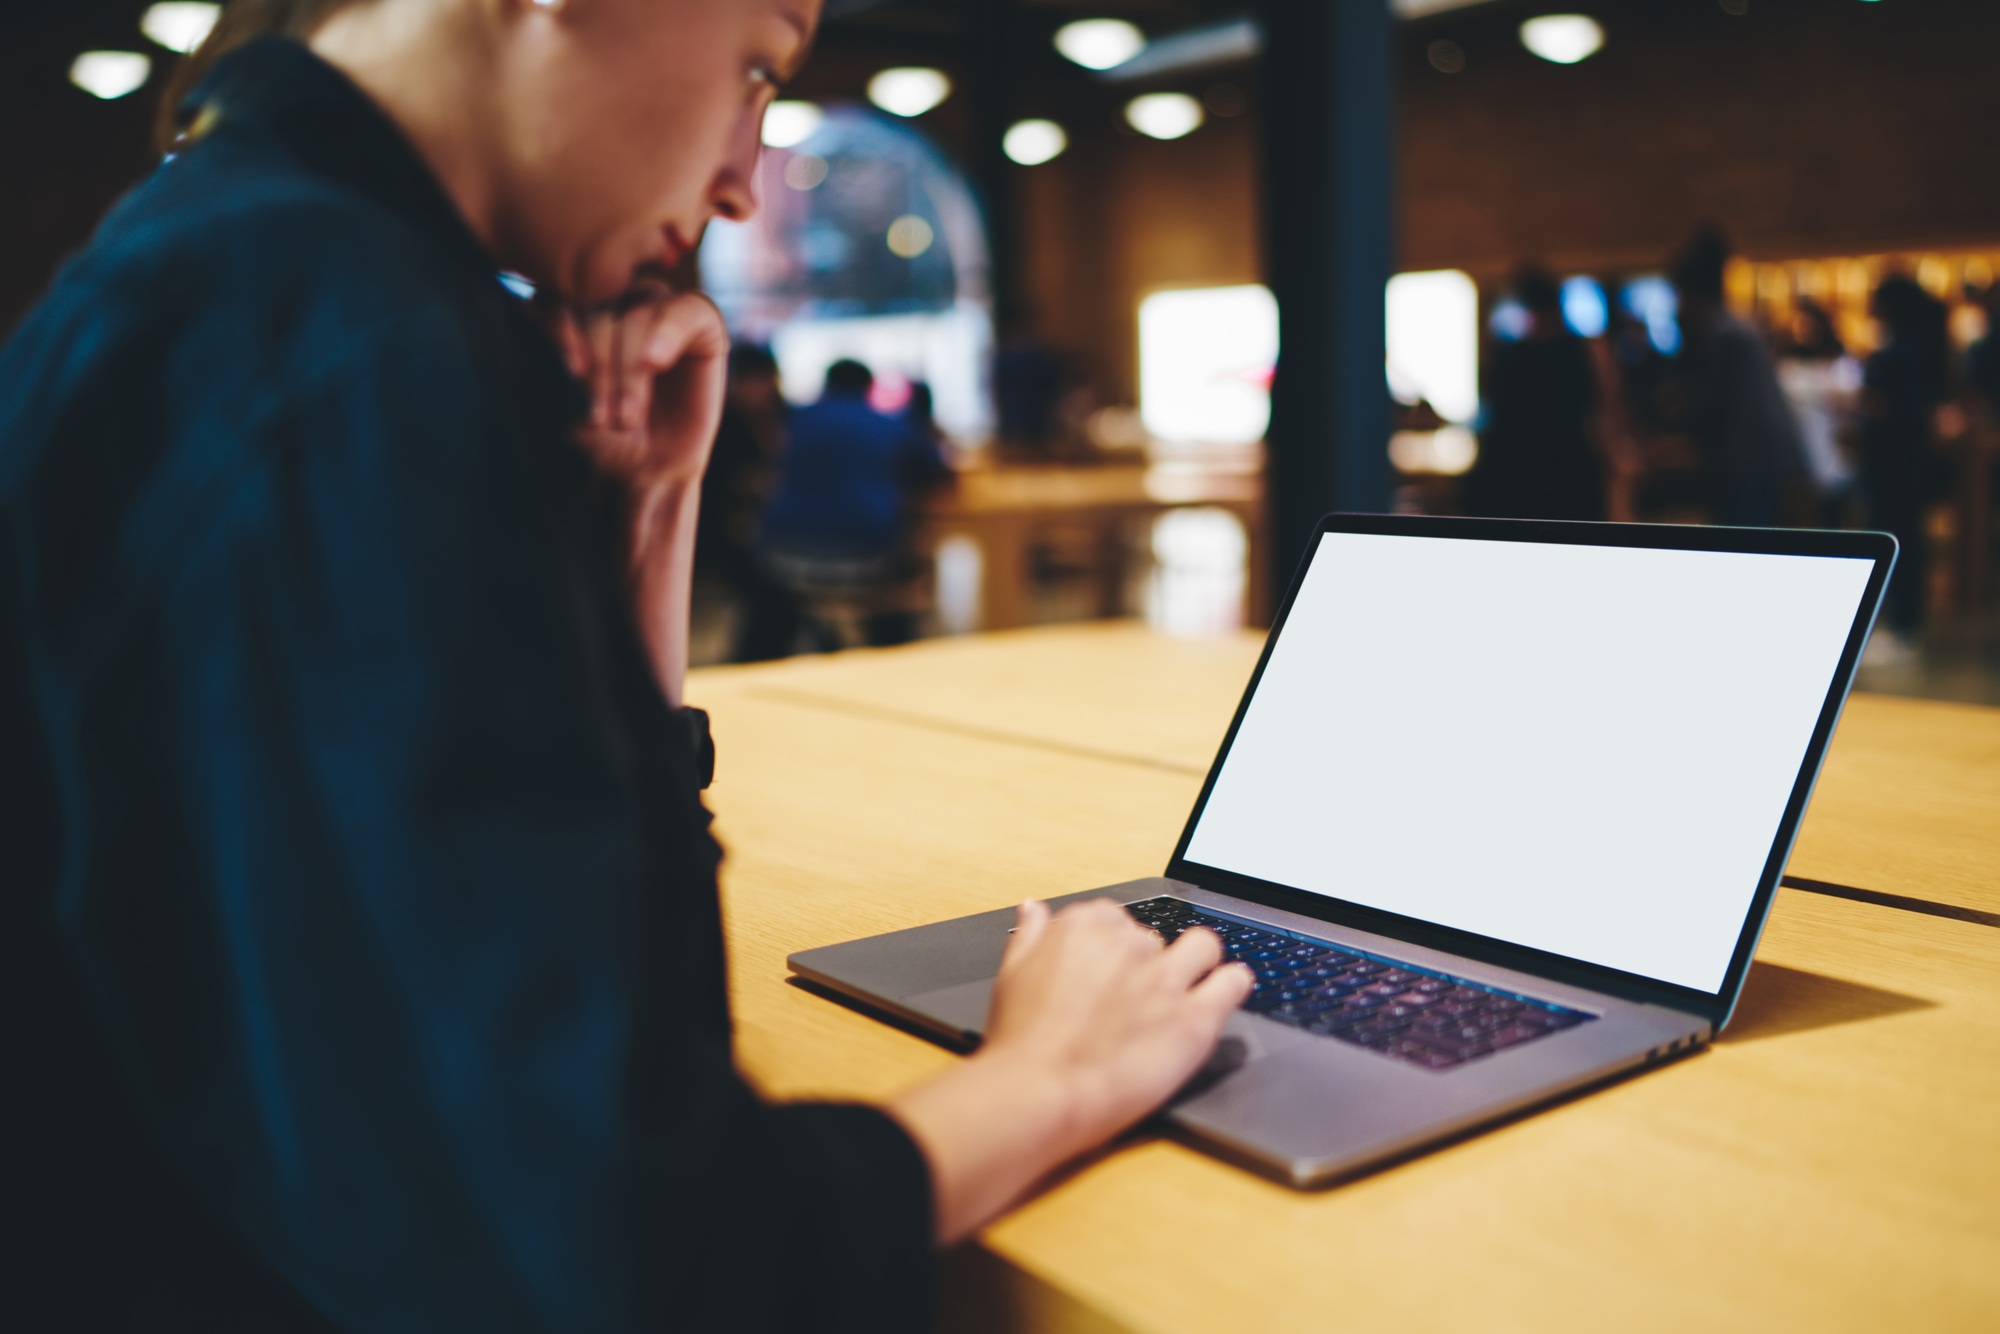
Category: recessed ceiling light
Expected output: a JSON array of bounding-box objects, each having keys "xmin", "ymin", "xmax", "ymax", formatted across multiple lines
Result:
[
  {"xmin": 1519, "ymin": 14, "xmax": 1605, "ymax": 64},
  {"xmin": 1054, "ymin": 18, "xmax": 1147, "ymax": 71},
  {"xmin": 1125, "ymin": 92, "xmax": 1204, "ymax": 141},
  {"xmin": 140, "ymin": 2, "xmax": 221, "ymax": 55},
  {"xmin": 761, "ymin": 100, "xmax": 825, "ymax": 149},
  {"xmin": 70, "ymin": 51, "xmax": 153, "ymax": 100},
  {"xmin": 867, "ymin": 67, "xmax": 952, "ymax": 118},
  {"xmin": 1003, "ymin": 119, "xmax": 1069, "ymax": 166}
]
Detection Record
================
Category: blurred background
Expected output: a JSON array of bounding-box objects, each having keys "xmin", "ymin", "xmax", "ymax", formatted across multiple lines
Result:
[{"xmin": 8, "ymin": 0, "xmax": 1998, "ymax": 700}]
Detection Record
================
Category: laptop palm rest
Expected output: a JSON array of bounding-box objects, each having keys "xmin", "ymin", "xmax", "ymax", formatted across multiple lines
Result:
[{"xmin": 903, "ymin": 977, "xmax": 994, "ymax": 1038}]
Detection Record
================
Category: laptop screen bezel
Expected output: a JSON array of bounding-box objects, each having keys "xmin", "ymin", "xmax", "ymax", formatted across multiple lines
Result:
[{"xmin": 1164, "ymin": 513, "xmax": 1897, "ymax": 1028}]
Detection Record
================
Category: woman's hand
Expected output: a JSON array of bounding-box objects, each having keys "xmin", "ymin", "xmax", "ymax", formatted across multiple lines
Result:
[
  {"xmin": 889, "ymin": 899, "xmax": 1252, "ymax": 1244},
  {"xmin": 546, "ymin": 281, "xmax": 731, "ymax": 706},
  {"xmin": 550, "ymin": 280, "xmax": 731, "ymax": 493}
]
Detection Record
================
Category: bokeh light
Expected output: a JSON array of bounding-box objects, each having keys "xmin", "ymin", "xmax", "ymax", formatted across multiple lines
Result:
[
  {"xmin": 762, "ymin": 100, "xmax": 825, "ymax": 149},
  {"xmin": 868, "ymin": 67, "xmax": 952, "ymax": 118},
  {"xmin": 1003, "ymin": 119, "xmax": 1069, "ymax": 166},
  {"xmin": 782, "ymin": 154, "xmax": 828, "ymax": 192},
  {"xmin": 140, "ymin": 2, "xmax": 220, "ymax": 54},
  {"xmin": 1561, "ymin": 276, "xmax": 1609, "ymax": 338},
  {"xmin": 70, "ymin": 51, "xmax": 152, "ymax": 100},
  {"xmin": 886, "ymin": 215, "xmax": 936, "ymax": 259},
  {"xmin": 1519, "ymin": 14, "xmax": 1606, "ymax": 64},
  {"xmin": 1125, "ymin": 92, "xmax": 1205, "ymax": 141},
  {"xmin": 1054, "ymin": 19, "xmax": 1146, "ymax": 71},
  {"xmin": 1427, "ymin": 40, "xmax": 1467, "ymax": 73}
]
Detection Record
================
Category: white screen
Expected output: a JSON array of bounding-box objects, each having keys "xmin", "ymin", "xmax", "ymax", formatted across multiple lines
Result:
[{"xmin": 1184, "ymin": 532, "xmax": 1875, "ymax": 993}]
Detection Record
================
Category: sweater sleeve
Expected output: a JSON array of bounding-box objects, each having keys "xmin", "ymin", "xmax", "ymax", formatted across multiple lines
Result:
[{"xmin": 76, "ymin": 295, "xmax": 934, "ymax": 1333}]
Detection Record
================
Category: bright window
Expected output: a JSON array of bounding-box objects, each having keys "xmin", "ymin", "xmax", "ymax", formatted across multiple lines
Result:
[
  {"xmin": 1386, "ymin": 269, "xmax": 1480, "ymax": 423},
  {"xmin": 1138, "ymin": 285, "xmax": 1278, "ymax": 446}
]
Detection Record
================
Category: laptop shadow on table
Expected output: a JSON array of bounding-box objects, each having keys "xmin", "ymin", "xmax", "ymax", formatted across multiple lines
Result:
[{"xmin": 1718, "ymin": 960, "xmax": 1934, "ymax": 1044}]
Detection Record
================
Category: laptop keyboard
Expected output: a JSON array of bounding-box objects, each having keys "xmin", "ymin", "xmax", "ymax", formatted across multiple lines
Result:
[{"xmin": 1125, "ymin": 897, "xmax": 1596, "ymax": 1071}]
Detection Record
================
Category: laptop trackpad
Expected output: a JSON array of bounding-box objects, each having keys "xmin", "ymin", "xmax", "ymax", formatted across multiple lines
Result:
[{"xmin": 904, "ymin": 977, "xmax": 996, "ymax": 1042}]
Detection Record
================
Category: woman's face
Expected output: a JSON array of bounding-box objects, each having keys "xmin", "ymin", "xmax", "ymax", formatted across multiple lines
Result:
[{"xmin": 495, "ymin": 0, "xmax": 819, "ymax": 305}]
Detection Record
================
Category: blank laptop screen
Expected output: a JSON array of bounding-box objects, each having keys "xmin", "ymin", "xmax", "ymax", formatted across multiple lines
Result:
[{"xmin": 1182, "ymin": 531, "xmax": 1877, "ymax": 993}]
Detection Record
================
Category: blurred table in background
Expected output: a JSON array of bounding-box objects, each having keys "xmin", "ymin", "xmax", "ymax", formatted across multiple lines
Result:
[
  {"xmin": 917, "ymin": 461, "xmax": 1264, "ymax": 633},
  {"xmin": 688, "ymin": 624, "xmax": 2000, "ymax": 1332}
]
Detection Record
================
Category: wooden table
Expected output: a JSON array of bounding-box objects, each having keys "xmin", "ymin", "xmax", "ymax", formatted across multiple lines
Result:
[
  {"xmin": 916, "ymin": 463, "xmax": 1267, "ymax": 632},
  {"xmin": 687, "ymin": 624, "xmax": 2000, "ymax": 1332}
]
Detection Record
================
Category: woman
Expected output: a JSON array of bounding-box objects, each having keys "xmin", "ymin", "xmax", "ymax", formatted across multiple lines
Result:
[{"xmin": 0, "ymin": 2, "xmax": 1249, "ymax": 1329}]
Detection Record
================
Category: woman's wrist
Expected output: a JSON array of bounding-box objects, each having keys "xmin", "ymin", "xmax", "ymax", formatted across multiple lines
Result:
[
  {"xmin": 888, "ymin": 1047, "xmax": 1085, "ymax": 1246},
  {"xmin": 617, "ymin": 475, "xmax": 701, "ymax": 706}
]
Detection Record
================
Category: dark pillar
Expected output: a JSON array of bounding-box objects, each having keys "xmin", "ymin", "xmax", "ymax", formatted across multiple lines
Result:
[
  {"xmin": 1257, "ymin": 0, "xmax": 1395, "ymax": 601},
  {"xmin": 968, "ymin": 0, "xmax": 1021, "ymax": 332}
]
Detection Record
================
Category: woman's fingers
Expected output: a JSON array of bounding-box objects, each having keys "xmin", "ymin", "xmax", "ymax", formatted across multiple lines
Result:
[
  {"xmin": 561, "ymin": 295, "xmax": 715, "ymax": 486},
  {"xmin": 1156, "ymin": 924, "xmax": 1226, "ymax": 990},
  {"xmin": 586, "ymin": 309, "xmax": 621, "ymax": 429},
  {"xmin": 625, "ymin": 291, "xmax": 730, "ymax": 451},
  {"xmin": 1189, "ymin": 960, "xmax": 1255, "ymax": 1019},
  {"xmin": 550, "ymin": 309, "xmax": 592, "ymax": 383},
  {"xmin": 616, "ymin": 302, "xmax": 664, "ymax": 429},
  {"xmin": 1002, "ymin": 899, "xmax": 1052, "ymax": 970},
  {"xmin": 638, "ymin": 290, "xmax": 731, "ymax": 370}
]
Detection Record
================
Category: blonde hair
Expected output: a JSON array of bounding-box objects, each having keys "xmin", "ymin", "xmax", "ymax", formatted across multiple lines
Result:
[{"xmin": 156, "ymin": 0, "xmax": 368, "ymax": 151}]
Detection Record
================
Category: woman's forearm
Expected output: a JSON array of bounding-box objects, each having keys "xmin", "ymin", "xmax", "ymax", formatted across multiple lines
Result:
[
  {"xmin": 625, "ymin": 476, "xmax": 701, "ymax": 709},
  {"xmin": 888, "ymin": 1052, "xmax": 1084, "ymax": 1246}
]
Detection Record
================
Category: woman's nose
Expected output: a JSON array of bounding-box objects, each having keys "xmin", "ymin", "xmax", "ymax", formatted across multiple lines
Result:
[
  {"xmin": 712, "ymin": 168, "xmax": 757, "ymax": 224},
  {"xmin": 711, "ymin": 118, "xmax": 765, "ymax": 224}
]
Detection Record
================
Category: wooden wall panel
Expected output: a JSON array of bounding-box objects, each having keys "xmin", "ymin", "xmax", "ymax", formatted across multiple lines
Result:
[{"xmin": 1398, "ymin": 0, "xmax": 2000, "ymax": 278}]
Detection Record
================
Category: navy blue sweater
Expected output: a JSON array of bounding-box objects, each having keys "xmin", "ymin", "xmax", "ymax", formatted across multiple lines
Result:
[{"xmin": 0, "ymin": 39, "xmax": 930, "ymax": 1333}]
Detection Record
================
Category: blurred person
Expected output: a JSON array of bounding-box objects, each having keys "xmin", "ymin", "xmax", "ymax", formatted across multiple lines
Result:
[
  {"xmin": 700, "ymin": 342, "xmax": 800, "ymax": 660},
  {"xmin": 905, "ymin": 376, "xmax": 945, "ymax": 439},
  {"xmin": 1608, "ymin": 306, "xmax": 1670, "ymax": 437},
  {"xmin": 1586, "ymin": 323, "xmax": 1645, "ymax": 522},
  {"xmin": 1961, "ymin": 284, "xmax": 2000, "ymax": 605},
  {"xmin": 1670, "ymin": 227, "xmax": 1807, "ymax": 527},
  {"xmin": 0, "ymin": 3, "xmax": 1251, "ymax": 1332},
  {"xmin": 1969, "ymin": 283, "xmax": 2000, "ymax": 416},
  {"xmin": 1463, "ymin": 265, "xmax": 1605, "ymax": 521},
  {"xmin": 1859, "ymin": 274, "xmax": 1952, "ymax": 658},
  {"xmin": 996, "ymin": 322, "xmax": 1066, "ymax": 453},
  {"xmin": 1777, "ymin": 297, "xmax": 1862, "ymax": 526},
  {"xmin": 759, "ymin": 359, "xmax": 954, "ymax": 647}
]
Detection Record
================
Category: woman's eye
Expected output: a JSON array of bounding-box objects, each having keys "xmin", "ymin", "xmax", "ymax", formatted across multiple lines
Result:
[{"xmin": 749, "ymin": 64, "xmax": 778, "ymax": 89}]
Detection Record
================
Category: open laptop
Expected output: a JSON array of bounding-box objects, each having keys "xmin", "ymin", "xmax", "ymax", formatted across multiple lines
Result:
[{"xmin": 789, "ymin": 514, "xmax": 1897, "ymax": 1187}]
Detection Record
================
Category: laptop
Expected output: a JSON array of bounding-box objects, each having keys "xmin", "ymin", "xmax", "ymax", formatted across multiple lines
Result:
[{"xmin": 789, "ymin": 514, "xmax": 1897, "ymax": 1187}]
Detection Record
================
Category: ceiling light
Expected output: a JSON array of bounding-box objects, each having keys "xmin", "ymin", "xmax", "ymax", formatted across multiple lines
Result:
[
  {"xmin": 1054, "ymin": 18, "xmax": 1147, "ymax": 71},
  {"xmin": 1125, "ymin": 92, "xmax": 1204, "ymax": 141},
  {"xmin": 761, "ymin": 100, "xmax": 824, "ymax": 148},
  {"xmin": 867, "ymin": 67, "xmax": 951, "ymax": 118},
  {"xmin": 1003, "ymin": 119, "xmax": 1068, "ymax": 166},
  {"xmin": 70, "ymin": 51, "xmax": 152, "ymax": 100},
  {"xmin": 141, "ymin": 2, "xmax": 221, "ymax": 54},
  {"xmin": 1519, "ymin": 14, "xmax": 1605, "ymax": 64}
]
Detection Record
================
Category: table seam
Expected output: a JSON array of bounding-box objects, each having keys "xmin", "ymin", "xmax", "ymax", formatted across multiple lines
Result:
[
  {"xmin": 739, "ymin": 684, "xmax": 1997, "ymax": 932},
  {"xmin": 742, "ymin": 685, "xmax": 1210, "ymax": 775}
]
